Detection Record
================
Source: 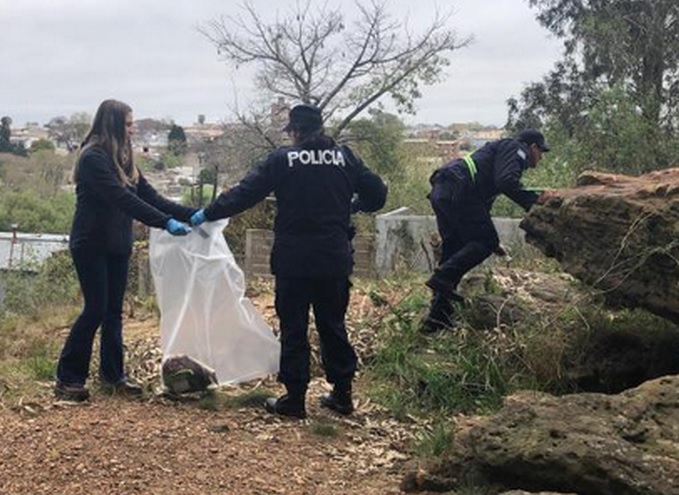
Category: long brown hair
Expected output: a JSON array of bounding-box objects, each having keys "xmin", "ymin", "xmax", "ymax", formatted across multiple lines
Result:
[{"xmin": 73, "ymin": 99, "xmax": 138, "ymax": 185}]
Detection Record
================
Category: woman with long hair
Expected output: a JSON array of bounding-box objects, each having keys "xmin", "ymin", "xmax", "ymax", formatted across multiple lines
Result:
[{"xmin": 55, "ymin": 99, "xmax": 195, "ymax": 401}]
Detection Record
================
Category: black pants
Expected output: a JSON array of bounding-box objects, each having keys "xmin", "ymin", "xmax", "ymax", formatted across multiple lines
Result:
[
  {"xmin": 427, "ymin": 178, "xmax": 499, "ymax": 320},
  {"xmin": 56, "ymin": 249, "xmax": 130, "ymax": 386},
  {"xmin": 274, "ymin": 277, "xmax": 357, "ymax": 393}
]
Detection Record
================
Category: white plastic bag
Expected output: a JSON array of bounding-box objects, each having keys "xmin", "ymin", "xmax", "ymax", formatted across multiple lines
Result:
[{"xmin": 149, "ymin": 219, "xmax": 280, "ymax": 384}]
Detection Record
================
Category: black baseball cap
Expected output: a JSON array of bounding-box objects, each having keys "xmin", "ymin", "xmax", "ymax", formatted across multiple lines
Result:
[
  {"xmin": 283, "ymin": 104, "xmax": 323, "ymax": 132},
  {"xmin": 517, "ymin": 129, "xmax": 550, "ymax": 152}
]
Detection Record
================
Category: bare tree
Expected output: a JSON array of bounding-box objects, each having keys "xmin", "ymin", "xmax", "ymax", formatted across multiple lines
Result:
[{"xmin": 201, "ymin": 0, "xmax": 470, "ymax": 137}]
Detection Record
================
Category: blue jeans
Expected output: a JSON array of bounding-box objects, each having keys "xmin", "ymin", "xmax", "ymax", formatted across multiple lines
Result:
[{"xmin": 56, "ymin": 249, "xmax": 130, "ymax": 386}]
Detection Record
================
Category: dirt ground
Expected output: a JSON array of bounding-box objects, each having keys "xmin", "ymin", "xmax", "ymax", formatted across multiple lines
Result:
[
  {"xmin": 0, "ymin": 287, "xmax": 431, "ymax": 495},
  {"xmin": 0, "ymin": 390, "xmax": 416, "ymax": 495}
]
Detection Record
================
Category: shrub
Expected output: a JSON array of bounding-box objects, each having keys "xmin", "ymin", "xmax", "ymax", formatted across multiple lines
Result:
[{"xmin": 1, "ymin": 250, "xmax": 78, "ymax": 317}]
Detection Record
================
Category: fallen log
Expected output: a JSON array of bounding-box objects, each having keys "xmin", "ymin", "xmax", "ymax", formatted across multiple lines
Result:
[{"xmin": 520, "ymin": 168, "xmax": 679, "ymax": 324}]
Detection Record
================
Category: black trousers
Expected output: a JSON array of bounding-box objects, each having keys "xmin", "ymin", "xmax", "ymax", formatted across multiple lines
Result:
[
  {"xmin": 427, "ymin": 178, "xmax": 499, "ymax": 321},
  {"xmin": 429, "ymin": 178, "xmax": 500, "ymax": 286},
  {"xmin": 56, "ymin": 249, "xmax": 130, "ymax": 386},
  {"xmin": 274, "ymin": 277, "xmax": 357, "ymax": 393}
]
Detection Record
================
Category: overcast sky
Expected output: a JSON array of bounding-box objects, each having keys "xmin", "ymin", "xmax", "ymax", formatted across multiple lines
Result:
[{"xmin": 1, "ymin": 0, "xmax": 562, "ymax": 128}]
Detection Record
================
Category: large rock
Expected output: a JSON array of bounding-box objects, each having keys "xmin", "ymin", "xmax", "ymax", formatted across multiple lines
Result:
[
  {"xmin": 402, "ymin": 375, "xmax": 679, "ymax": 494},
  {"xmin": 459, "ymin": 268, "xmax": 679, "ymax": 393},
  {"xmin": 520, "ymin": 168, "xmax": 679, "ymax": 324}
]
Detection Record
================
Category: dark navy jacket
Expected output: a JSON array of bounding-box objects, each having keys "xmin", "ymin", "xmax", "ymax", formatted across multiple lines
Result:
[
  {"xmin": 69, "ymin": 146, "xmax": 196, "ymax": 256},
  {"xmin": 431, "ymin": 138, "xmax": 539, "ymax": 211},
  {"xmin": 203, "ymin": 143, "xmax": 387, "ymax": 277}
]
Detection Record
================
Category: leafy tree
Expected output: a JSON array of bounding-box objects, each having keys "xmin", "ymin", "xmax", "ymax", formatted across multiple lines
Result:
[
  {"xmin": 0, "ymin": 116, "xmax": 11, "ymax": 152},
  {"xmin": 0, "ymin": 116, "xmax": 28, "ymax": 156},
  {"xmin": 201, "ymin": 0, "xmax": 470, "ymax": 138},
  {"xmin": 347, "ymin": 110, "xmax": 405, "ymax": 178},
  {"xmin": 508, "ymin": 0, "xmax": 679, "ymax": 172},
  {"xmin": 167, "ymin": 124, "xmax": 188, "ymax": 155},
  {"xmin": 346, "ymin": 110, "xmax": 438, "ymax": 216},
  {"xmin": 46, "ymin": 113, "xmax": 91, "ymax": 150}
]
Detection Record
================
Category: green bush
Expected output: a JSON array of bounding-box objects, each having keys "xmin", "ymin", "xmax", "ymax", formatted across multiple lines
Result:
[
  {"xmin": 1, "ymin": 250, "xmax": 78, "ymax": 317},
  {"xmin": 222, "ymin": 199, "xmax": 275, "ymax": 261},
  {"xmin": 0, "ymin": 188, "xmax": 74, "ymax": 234},
  {"xmin": 543, "ymin": 86, "xmax": 679, "ymax": 176},
  {"xmin": 182, "ymin": 184, "xmax": 215, "ymax": 208}
]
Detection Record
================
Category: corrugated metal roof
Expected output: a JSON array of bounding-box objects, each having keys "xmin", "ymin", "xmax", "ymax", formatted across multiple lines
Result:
[{"xmin": 0, "ymin": 232, "xmax": 69, "ymax": 271}]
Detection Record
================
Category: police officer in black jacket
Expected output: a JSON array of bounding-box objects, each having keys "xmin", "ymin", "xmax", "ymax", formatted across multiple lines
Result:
[
  {"xmin": 422, "ymin": 129, "xmax": 551, "ymax": 333},
  {"xmin": 191, "ymin": 104, "xmax": 388, "ymax": 418}
]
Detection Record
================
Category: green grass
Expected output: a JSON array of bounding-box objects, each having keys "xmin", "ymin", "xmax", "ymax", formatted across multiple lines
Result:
[
  {"xmin": 307, "ymin": 419, "xmax": 341, "ymax": 438},
  {"xmin": 23, "ymin": 350, "xmax": 58, "ymax": 382},
  {"xmin": 414, "ymin": 422, "xmax": 456, "ymax": 458},
  {"xmin": 365, "ymin": 290, "xmax": 512, "ymax": 418}
]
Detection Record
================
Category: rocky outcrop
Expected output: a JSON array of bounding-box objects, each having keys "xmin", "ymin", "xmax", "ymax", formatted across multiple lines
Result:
[
  {"xmin": 402, "ymin": 375, "xmax": 679, "ymax": 495},
  {"xmin": 520, "ymin": 168, "xmax": 679, "ymax": 324},
  {"xmin": 459, "ymin": 268, "xmax": 679, "ymax": 393}
]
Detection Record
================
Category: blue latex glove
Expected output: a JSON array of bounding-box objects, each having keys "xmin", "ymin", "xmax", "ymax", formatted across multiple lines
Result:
[
  {"xmin": 190, "ymin": 209, "xmax": 206, "ymax": 226},
  {"xmin": 165, "ymin": 218, "xmax": 191, "ymax": 236}
]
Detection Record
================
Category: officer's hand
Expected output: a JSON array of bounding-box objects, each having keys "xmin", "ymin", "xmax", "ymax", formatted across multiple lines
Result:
[
  {"xmin": 166, "ymin": 218, "xmax": 192, "ymax": 236},
  {"xmin": 536, "ymin": 189, "xmax": 557, "ymax": 204},
  {"xmin": 190, "ymin": 209, "xmax": 206, "ymax": 226}
]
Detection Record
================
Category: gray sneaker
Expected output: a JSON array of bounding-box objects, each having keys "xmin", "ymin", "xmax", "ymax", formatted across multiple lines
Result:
[{"xmin": 54, "ymin": 382, "xmax": 90, "ymax": 402}]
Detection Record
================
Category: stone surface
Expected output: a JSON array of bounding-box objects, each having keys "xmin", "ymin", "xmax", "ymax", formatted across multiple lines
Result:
[
  {"xmin": 459, "ymin": 268, "xmax": 679, "ymax": 394},
  {"xmin": 520, "ymin": 168, "xmax": 679, "ymax": 324},
  {"xmin": 403, "ymin": 375, "xmax": 679, "ymax": 495}
]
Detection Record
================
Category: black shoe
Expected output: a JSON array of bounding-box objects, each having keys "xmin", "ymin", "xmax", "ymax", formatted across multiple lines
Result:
[
  {"xmin": 419, "ymin": 316, "xmax": 458, "ymax": 334},
  {"xmin": 264, "ymin": 394, "xmax": 307, "ymax": 419},
  {"xmin": 419, "ymin": 317, "xmax": 446, "ymax": 334},
  {"xmin": 102, "ymin": 380, "xmax": 144, "ymax": 398},
  {"xmin": 425, "ymin": 275, "xmax": 464, "ymax": 302},
  {"xmin": 320, "ymin": 389, "xmax": 354, "ymax": 416},
  {"xmin": 54, "ymin": 382, "xmax": 90, "ymax": 402}
]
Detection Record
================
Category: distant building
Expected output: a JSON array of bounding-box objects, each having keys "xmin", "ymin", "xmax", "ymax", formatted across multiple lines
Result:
[
  {"xmin": 403, "ymin": 136, "xmax": 461, "ymax": 166},
  {"xmin": 183, "ymin": 123, "xmax": 226, "ymax": 146},
  {"xmin": 9, "ymin": 124, "xmax": 52, "ymax": 150}
]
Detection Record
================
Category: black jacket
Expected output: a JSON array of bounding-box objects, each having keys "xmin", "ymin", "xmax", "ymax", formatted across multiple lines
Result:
[
  {"xmin": 69, "ymin": 146, "xmax": 196, "ymax": 255},
  {"xmin": 203, "ymin": 143, "xmax": 387, "ymax": 277},
  {"xmin": 431, "ymin": 138, "xmax": 539, "ymax": 211}
]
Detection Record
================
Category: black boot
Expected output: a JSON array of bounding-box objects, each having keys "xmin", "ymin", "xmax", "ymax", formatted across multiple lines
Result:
[
  {"xmin": 425, "ymin": 273, "xmax": 464, "ymax": 302},
  {"xmin": 419, "ymin": 315, "xmax": 448, "ymax": 334},
  {"xmin": 420, "ymin": 293, "xmax": 457, "ymax": 334},
  {"xmin": 264, "ymin": 393, "xmax": 307, "ymax": 419},
  {"xmin": 320, "ymin": 385, "xmax": 354, "ymax": 416}
]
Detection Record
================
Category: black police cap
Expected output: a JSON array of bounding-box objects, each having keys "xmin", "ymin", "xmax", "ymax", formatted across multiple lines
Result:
[
  {"xmin": 283, "ymin": 104, "xmax": 323, "ymax": 132},
  {"xmin": 517, "ymin": 129, "xmax": 550, "ymax": 152}
]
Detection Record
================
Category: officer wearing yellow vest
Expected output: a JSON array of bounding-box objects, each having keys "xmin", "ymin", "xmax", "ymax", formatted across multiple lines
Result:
[{"xmin": 422, "ymin": 129, "xmax": 552, "ymax": 333}]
